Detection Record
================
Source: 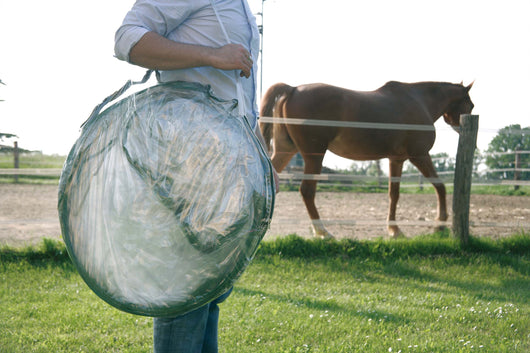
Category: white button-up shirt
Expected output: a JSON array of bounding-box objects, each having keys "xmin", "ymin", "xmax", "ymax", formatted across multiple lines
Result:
[{"xmin": 115, "ymin": 0, "xmax": 260, "ymax": 127}]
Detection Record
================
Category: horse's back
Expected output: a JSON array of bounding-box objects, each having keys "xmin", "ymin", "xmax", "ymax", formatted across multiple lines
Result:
[
  {"xmin": 285, "ymin": 83, "xmax": 363, "ymax": 120},
  {"xmin": 279, "ymin": 81, "xmax": 437, "ymax": 160},
  {"xmin": 286, "ymin": 83, "xmax": 410, "ymax": 123}
]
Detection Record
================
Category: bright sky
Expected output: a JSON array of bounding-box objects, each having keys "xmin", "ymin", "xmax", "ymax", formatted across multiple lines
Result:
[{"xmin": 1, "ymin": 0, "xmax": 529, "ymax": 169}]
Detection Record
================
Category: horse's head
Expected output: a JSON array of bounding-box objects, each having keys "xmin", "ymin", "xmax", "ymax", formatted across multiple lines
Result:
[{"xmin": 442, "ymin": 82, "xmax": 474, "ymax": 132}]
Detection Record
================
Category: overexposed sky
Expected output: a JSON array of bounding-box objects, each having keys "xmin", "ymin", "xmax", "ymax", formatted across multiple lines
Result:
[{"xmin": 1, "ymin": 0, "xmax": 528, "ymax": 169}]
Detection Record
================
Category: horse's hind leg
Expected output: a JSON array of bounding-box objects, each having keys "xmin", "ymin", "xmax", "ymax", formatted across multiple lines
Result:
[
  {"xmin": 388, "ymin": 159, "xmax": 405, "ymax": 237},
  {"xmin": 409, "ymin": 155, "xmax": 448, "ymax": 230},
  {"xmin": 300, "ymin": 151, "xmax": 334, "ymax": 239}
]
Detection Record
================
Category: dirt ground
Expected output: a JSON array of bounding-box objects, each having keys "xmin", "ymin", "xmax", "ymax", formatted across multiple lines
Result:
[{"xmin": 0, "ymin": 184, "xmax": 528, "ymax": 247}]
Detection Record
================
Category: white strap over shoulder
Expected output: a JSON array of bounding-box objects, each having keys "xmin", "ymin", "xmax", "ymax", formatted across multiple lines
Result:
[{"xmin": 209, "ymin": 0, "xmax": 247, "ymax": 117}]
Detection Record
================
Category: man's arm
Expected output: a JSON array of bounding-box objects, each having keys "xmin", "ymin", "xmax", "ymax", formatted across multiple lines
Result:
[{"xmin": 129, "ymin": 31, "xmax": 253, "ymax": 78}]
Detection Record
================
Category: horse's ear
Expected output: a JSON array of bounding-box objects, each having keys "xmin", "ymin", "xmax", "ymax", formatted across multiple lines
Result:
[{"xmin": 466, "ymin": 81, "xmax": 475, "ymax": 91}]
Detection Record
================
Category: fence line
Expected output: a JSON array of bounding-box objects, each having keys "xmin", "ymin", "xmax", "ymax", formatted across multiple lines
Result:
[
  {"xmin": 276, "ymin": 172, "xmax": 530, "ymax": 187},
  {"xmin": 259, "ymin": 116, "xmax": 436, "ymax": 131},
  {"xmin": 0, "ymin": 168, "xmax": 520, "ymax": 187},
  {"xmin": 482, "ymin": 150, "xmax": 530, "ymax": 157},
  {"xmin": 0, "ymin": 168, "xmax": 528, "ymax": 186},
  {"xmin": 1, "ymin": 115, "xmax": 528, "ymax": 240},
  {"xmin": 260, "ymin": 116, "xmax": 528, "ymax": 136},
  {"xmin": 1, "ymin": 169, "xmax": 527, "ymax": 185}
]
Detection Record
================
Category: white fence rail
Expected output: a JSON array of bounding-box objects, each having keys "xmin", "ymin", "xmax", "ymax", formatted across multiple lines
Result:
[{"xmin": 0, "ymin": 168, "xmax": 62, "ymax": 176}]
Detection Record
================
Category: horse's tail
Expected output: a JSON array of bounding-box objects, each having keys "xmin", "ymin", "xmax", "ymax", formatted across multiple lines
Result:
[{"xmin": 259, "ymin": 83, "xmax": 294, "ymax": 151}]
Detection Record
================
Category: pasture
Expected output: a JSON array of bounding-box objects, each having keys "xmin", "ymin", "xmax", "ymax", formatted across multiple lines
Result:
[{"xmin": 1, "ymin": 235, "xmax": 529, "ymax": 352}]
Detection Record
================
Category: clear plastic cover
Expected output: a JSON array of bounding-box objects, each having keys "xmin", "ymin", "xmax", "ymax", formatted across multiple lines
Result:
[{"xmin": 58, "ymin": 81, "xmax": 275, "ymax": 317}]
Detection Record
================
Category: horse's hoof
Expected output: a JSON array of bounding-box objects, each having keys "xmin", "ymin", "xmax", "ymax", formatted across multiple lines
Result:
[
  {"xmin": 311, "ymin": 220, "xmax": 335, "ymax": 240},
  {"xmin": 388, "ymin": 226, "xmax": 404, "ymax": 238},
  {"xmin": 316, "ymin": 232, "xmax": 335, "ymax": 240}
]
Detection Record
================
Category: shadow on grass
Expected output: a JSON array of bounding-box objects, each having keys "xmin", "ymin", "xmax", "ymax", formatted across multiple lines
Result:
[
  {"xmin": 257, "ymin": 232, "xmax": 530, "ymax": 269},
  {"xmin": 0, "ymin": 238, "xmax": 74, "ymax": 270},
  {"xmin": 378, "ymin": 257, "xmax": 530, "ymax": 306},
  {"xmin": 234, "ymin": 286, "xmax": 411, "ymax": 325},
  {"xmin": 254, "ymin": 233, "xmax": 530, "ymax": 307},
  {"xmin": 2, "ymin": 233, "xmax": 529, "ymax": 307}
]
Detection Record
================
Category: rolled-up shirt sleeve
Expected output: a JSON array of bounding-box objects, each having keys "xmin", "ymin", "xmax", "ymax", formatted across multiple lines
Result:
[
  {"xmin": 114, "ymin": 0, "xmax": 191, "ymax": 62},
  {"xmin": 114, "ymin": 26, "xmax": 150, "ymax": 62}
]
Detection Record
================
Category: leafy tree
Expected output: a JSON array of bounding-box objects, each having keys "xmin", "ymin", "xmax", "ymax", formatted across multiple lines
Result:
[
  {"xmin": 401, "ymin": 153, "xmax": 455, "ymax": 176},
  {"xmin": 366, "ymin": 160, "xmax": 384, "ymax": 178},
  {"xmin": 0, "ymin": 133, "xmax": 17, "ymax": 142},
  {"xmin": 472, "ymin": 149, "xmax": 484, "ymax": 178},
  {"xmin": 348, "ymin": 160, "xmax": 383, "ymax": 177},
  {"xmin": 432, "ymin": 151, "xmax": 483, "ymax": 178},
  {"xmin": 430, "ymin": 152, "xmax": 455, "ymax": 173},
  {"xmin": 0, "ymin": 81, "xmax": 18, "ymax": 152},
  {"xmin": 485, "ymin": 124, "xmax": 530, "ymax": 180},
  {"xmin": 0, "ymin": 133, "xmax": 18, "ymax": 153}
]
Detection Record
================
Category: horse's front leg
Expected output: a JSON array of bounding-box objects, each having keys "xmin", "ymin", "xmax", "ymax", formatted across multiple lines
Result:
[
  {"xmin": 409, "ymin": 155, "xmax": 448, "ymax": 230},
  {"xmin": 388, "ymin": 159, "xmax": 405, "ymax": 237},
  {"xmin": 300, "ymin": 153, "xmax": 334, "ymax": 239}
]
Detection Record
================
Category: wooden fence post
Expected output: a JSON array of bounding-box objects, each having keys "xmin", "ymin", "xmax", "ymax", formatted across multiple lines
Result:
[
  {"xmin": 13, "ymin": 141, "xmax": 19, "ymax": 183},
  {"xmin": 452, "ymin": 114, "xmax": 479, "ymax": 245}
]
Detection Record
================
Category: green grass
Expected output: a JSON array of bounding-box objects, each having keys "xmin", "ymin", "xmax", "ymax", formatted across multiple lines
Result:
[
  {"xmin": 1, "ymin": 234, "xmax": 529, "ymax": 352},
  {"xmin": 0, "ymin": 175, "xmax": 61, "ymax": 184},
  {"xmin": 0, "ymin": 153, "xmax": 65, "ymax": 169},
  {"xmin": 0, "ymin": 153, "xmax": 65, "ymax": 184},
  {"xmin": 468, "ymin": 185, "xmax": 530, "ymax": 196}
]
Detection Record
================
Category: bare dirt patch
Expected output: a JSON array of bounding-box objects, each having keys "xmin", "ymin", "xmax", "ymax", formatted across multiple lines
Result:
[
  {"xmin": 0, "ymin": 184, "xmax": 528, "ymax": 247},
  {"xmin": 268, "ymin": 191, "xmax": 529, "ymax": 240}
]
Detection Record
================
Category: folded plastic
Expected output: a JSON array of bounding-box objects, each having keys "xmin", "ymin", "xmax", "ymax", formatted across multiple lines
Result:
[{"xmin": 58, "ymin": 81, "xmax": 275, "ymax": 317}]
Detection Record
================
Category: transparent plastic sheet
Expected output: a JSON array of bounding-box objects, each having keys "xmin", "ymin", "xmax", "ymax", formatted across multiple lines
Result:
[{"xmin": 58, "ymin": 80, "xmax": 275, "ymax": 317}]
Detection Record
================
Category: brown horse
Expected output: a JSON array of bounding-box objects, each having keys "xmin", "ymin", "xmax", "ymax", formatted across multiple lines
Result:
[{"xmin": 259, "ymin": 81, "xmax": 474, "ymax": 238}]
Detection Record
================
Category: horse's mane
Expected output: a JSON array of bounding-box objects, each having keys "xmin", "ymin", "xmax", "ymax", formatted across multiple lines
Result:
[{"xmin": 382, "ymin": 81, "xmax": 461, "ymax": 90}]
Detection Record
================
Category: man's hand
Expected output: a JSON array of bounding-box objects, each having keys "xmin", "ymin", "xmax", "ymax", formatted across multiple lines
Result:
[{"xmin": 211, "ymin": 44, "xmax": 253, "ymax": 78}]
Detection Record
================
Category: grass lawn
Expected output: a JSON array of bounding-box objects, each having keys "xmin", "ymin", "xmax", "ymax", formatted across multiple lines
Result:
[{"xmin": 1, "ymin": 234, "xmax": 529, "ymax": 352}]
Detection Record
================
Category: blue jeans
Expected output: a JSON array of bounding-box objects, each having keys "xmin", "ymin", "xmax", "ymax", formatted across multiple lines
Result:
[{"xmin": 153, "ymin": 289, "xmax": 232, "ymax": 353}]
